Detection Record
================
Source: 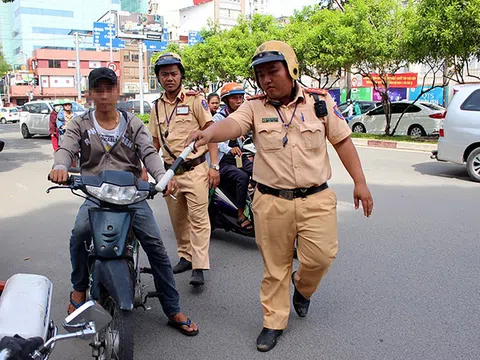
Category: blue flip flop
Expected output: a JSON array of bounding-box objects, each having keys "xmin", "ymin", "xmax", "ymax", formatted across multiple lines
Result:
[
  {"xmin": 68, "ymin": 291, "xmax": 86, "ymax": 315},
  {"xmin": 167, "ymin": 318, "xmax": 199, "ymax": 337}
]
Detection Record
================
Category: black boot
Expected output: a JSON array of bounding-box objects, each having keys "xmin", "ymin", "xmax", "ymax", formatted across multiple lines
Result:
[
  {"xmin": 189, "ymin": 270, "xmax": 204, "ymax": 286},
  {"xmin": 292, "ymin": 271, "xmax": 310, "ymax": 317},
  {"xmin": 173, "ymin": 257, "xmax": 192, "ymax": 274},
  {"xmin": 256, "ymin": 328, "xmax": 283, "ymax": 352}
]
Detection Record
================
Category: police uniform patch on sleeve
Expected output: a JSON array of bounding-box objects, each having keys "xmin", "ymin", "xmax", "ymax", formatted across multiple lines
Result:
[
  {"xmin": 201, "ymin": 99, "xmax": 209, "ymax": 111},
  {"xmin": 333, "ymin": 105, "xmax": 345, "ymax": 121}
]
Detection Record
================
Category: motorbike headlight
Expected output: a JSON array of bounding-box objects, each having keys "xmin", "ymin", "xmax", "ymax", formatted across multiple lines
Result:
[{"xmin": 85, "ymin": 183, "xmax": 149, "ymax": 205}]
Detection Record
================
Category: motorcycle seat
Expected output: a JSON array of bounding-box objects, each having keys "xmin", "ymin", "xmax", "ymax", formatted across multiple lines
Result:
[{"xmin": 0, "ymin": 274, "xmax": 52, "ymax": 341}]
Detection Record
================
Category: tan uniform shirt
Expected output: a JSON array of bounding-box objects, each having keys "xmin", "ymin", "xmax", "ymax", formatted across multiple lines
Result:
[
  {"xmin": 229, "ymin": 84, "xmax": 351, "ymax": 189},
  {"xmin": 148, "ymin": 87, "xmax": 213, "ymax": 164}
]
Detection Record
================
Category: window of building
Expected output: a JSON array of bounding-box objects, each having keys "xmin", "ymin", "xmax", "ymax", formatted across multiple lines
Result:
[
  {"xmin": 124, "ymin": 51, "xmax": 130, "ymax": 62},
  {"xmin": 149, "ymin": 77, "xmax": 157, "ymax": 91},
  {"xmin": 16, "ymin": 7, "xmax": 73, "ymax": 18},
  {"xmin": 12, "ymin": 30, "xmax": 19, "ymax": 38},
  {"xmin": 48, "ymin": 60, "xmax": 61, "ymax": 68},
  {"xmin": 14, "ymin": 47, "xmax": 21, "ymax": 55},
  {"xmin": 112, "ymin": 0, "xmax": 120, "ymax": 4},
  {"xmin": 131, "ymin": 53, "xmax": 139, "ymax": 62}
]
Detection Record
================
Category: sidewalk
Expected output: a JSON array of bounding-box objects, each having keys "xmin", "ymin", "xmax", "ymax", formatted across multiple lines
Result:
[{"xmin": 352, "ymin": 138, "xmax": 437, "ymax": 152}]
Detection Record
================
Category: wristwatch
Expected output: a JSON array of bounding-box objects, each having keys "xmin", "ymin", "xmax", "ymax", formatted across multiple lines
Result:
[{"xmin": 210, "ymin": 164, "xmax": 220, "ymax": 171}]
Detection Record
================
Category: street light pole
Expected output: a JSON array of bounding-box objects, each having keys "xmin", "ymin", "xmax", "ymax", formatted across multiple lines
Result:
[
  {"xmin": 138, "ymin": 40, "xmax": 145, "ymax": 115},
  {"xmin": 74, "ymin": 32, "xmax": 82, "ymax": 102}
]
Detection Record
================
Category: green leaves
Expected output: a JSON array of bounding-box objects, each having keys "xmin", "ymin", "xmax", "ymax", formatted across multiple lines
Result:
[{"xmin": 0, "ymin": 46, "xmax": 11, "ymax": 77}]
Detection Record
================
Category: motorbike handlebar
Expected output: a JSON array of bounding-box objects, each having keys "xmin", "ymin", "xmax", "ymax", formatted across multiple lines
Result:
[{"xmin": 47, "ymin": 173, "xmax": 74, "ymax": 185}]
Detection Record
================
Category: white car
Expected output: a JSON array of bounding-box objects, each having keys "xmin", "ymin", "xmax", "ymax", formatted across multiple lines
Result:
[
  {"xmin": 349, "ymin": 101, "xmax": 446, "ymax": 136},
  {"xmin": 0, "ymin": 107, "xmax": 20, "ymax": 124},
  {"xmin": 20, "ymin": 100, "xmax": 85, "ymax": 138},
  {"xmin": 433, "ymin": 84, "xmax": 480, "ymax": 182}
]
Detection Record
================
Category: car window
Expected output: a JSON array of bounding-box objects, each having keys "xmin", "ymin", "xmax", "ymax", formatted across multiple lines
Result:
[
  {"xmin": 421, "ymin": 102, "xmax": 444, "ymax": 111},
  {"xmin": 71, "ymin": 102, "xmax": 85, "ymax": 112},
  {"xmin": 391, "ymin": 103, "xmax": 410, "ymax": 114},
  {"xmin": 460, "ymin": 89, "xmax": 480, "ymax": 111},
  {"xmin": 405, "ymin": 105, "xmax": 421, "ymax": 113},
  {"xmin": 369, "ymin": 106, "xmax": 385, "ymax": 116},
  {"xmin": 39, "ymin": 103, "xmax": 50, "ymax": 113},
  {"xmin": 25, "ymin": 104, "xmax": 39, "ymax": 113},
  {"xmin": 338, "ymin": 104, "xmax": 348, "ymax": 112},
  {"xmin": 9, "ymin": 108, "xmax": 18, "ymax": 113},
  {"xmin": 0, "ymin": 108, "xmax": 6, "ymax": 112}
]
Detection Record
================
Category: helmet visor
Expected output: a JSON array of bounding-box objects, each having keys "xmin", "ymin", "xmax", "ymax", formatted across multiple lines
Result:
[{"xmin": 251, "ymin": 51, "xmax": 286, "ymax": 68}]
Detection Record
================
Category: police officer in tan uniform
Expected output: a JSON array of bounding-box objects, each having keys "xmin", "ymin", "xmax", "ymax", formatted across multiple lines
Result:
[
  {"xmin": 186, "ymin": 41, "xmax": 373, "ymax": 351},
  {"xmin": 148, "ymin": 53, "xmax": 220, "ymax": 286}
]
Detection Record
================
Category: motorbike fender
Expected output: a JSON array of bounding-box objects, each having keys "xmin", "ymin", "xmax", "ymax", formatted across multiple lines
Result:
[{"xmin": 90, "ymin": 260, "xmax": 134, "ymax": 311}]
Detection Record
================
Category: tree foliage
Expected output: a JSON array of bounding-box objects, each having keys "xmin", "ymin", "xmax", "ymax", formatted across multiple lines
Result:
[
  {"xmin": 150, "ymin": 0, "xmax": 480, "ymax": 135},
  {"xmin": 0, "ymin": 46, "xmax": 11, "ymax": 77}
]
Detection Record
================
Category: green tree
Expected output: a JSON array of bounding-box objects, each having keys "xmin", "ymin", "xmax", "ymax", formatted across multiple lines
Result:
[
  {"xmin": 414, "ymin": 0, "xmax": 480, "ymax": 84},
  {"xmin": 344, "ymin": 0, "xmax": 413, "ymax": 135},
  {"xmin": 286, "ymin": 5, "xmax": 355, "ymax": 89},
  {"xmin": 0, "ymin": 46, "xmax": 11, "ymax": 77}
]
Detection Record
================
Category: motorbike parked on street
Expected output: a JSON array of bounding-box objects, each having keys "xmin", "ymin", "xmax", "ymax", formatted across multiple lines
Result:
[
  {"xmin": 0, "ymin": 273, "xmax": 112, "ymax": 360},
  {"xmin": 44, "ymin": 142, "xmax": 194, "ymax": 360}
]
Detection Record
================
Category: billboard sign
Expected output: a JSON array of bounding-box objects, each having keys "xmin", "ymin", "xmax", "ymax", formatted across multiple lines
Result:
[
  {"xmin": 188, "ymin": 30, "xmax": 203, "ymax": 46},
  {"xmin": 93, "ymin": 22, "xmax": 125, "ymax": 49},
  {"xmin": 116, "ymin": 11, "xmax": 164, "ymax": 40},
  {"xmin": 362, "ymin": 73, "xmax": 418, "ymax": 88}
]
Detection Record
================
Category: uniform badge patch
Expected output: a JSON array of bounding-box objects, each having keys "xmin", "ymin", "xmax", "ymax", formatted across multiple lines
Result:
[
  {"xmin": 201, "ymin": 99, "xmax": 209, "ymax": 111},
  {"xmin": 262, "ymin": 117, "xmax": 279, "ymax": 123},
  {"xmin": 333, "ymin": 105, "xmax": 345, "ymax": 120}
]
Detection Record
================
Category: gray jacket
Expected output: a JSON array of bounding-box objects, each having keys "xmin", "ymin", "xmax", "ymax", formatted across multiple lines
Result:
[{"xmin": 54, "ymin": 110, "xmax": 165, "ymax": 181}]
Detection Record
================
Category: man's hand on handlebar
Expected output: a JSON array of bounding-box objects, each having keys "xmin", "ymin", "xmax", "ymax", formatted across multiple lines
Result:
[
  {"xmin": 49, "ymin": 169, "xmax": 69, "ymax": 184},
  {"xmin": 163, "ymin": 178, "xmax": 178, "ymax": 198},
  {"xmin": 185, "ymin": 130, "xmax": 211, "ymax": 153}
]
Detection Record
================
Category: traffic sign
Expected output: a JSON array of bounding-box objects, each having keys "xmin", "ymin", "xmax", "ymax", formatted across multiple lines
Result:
[
  {"xmin": 144, "ymin": 40, "xmax": 168, "ymax": 51},
  {"xmin": 93, "ymin": 22, "xmax": 125, "ymax": 49},
  {"xmin": 107, "ymin": 62, "xmax": 117, "ymax": 71},
  {"xmin": 188, "ymin": 31, "xmax": 203, "ymax": 46}
]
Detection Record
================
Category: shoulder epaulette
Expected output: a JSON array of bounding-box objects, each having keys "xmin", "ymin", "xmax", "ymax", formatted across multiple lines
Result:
[
  {"xmin": 304, "ymin": 88, "xmax": 328, "ymax": 96},
  {"xmin": 247, "ymin": 94, "xmax": 267, "ymax": 101},
  {"xmin": 185, "ymin": 90, "xmax": 201, "ymax": 96}
]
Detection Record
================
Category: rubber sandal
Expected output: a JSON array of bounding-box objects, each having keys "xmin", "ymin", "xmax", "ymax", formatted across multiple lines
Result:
[
  {"xmin": 237, "ymin": 216, "xmax": 253, "ymax": 231},
  {"xmin": 68, "ymin": 291, "xmax": 86, "ymax": 315},
  {"xmin": 167, "ymin": 318, "xmax": 199, "ymax": 337}
]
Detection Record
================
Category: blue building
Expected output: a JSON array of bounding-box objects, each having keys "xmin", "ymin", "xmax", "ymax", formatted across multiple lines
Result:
[
  {"xmin": 121, "ymin": 0, "xmax": 148, "ymax": 14},
  {"xmin": 0, "ymin": 0, "xmax": 121, "ymax": 67}
]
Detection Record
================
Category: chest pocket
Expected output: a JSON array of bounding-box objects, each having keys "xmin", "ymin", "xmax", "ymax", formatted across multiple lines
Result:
[
  {"xmin": 256, "ymin": 123, "xmax": 283, "ymax": 153},
  {"xmin": 300, "ymin": 121, "xmax": 325, "ymax": 150}
]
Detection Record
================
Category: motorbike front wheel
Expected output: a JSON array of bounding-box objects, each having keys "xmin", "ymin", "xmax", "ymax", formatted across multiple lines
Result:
[{"xmin": 94, "ymin": 297, "xmax": 134, "ymax": 360}]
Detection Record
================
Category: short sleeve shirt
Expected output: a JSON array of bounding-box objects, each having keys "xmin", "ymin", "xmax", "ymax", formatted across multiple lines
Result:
[
  {"xmin": 228, "ymin": 83, "xmax": 352, "ymax": 189},
  {"xmin": 148, "ymin": 87, "xmax": 213, "ymax": 163}
]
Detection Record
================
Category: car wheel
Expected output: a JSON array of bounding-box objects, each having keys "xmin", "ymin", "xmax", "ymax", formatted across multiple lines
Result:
[
  {"xmin": 466, "ymin": 147, "xmax": 480, "ymax": 182},
  {"xmin": 408, "ymin": 125, "xmax": 426, "ymax": 137},
  {"xmin": 0, "ymin": 118, "xmax": 6, "ymax": 124},
  {"xmin": 21, "ymin": 123, "xmax": 32, "ymax": 139},
  {"xmin": 352, "ymin": 123, "xmax": 366, "ymax": 133}
]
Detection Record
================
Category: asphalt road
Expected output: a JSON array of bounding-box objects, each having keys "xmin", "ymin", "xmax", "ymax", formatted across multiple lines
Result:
[{"xmin": 1, "ymin": 123, "xmax": 479, "ymax": 360}]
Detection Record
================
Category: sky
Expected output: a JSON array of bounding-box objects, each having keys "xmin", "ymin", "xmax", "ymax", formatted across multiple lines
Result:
[{"xmin": 264, "ymin": 0, "xmax": 318, "ymax": 17}]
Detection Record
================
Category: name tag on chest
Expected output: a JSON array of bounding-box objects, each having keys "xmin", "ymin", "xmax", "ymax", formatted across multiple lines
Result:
[
  {"xmin": 176, "ymin": 106, "xmax": 189, "ymax": 115},
  {"xmin": 262, "ymin": 117, "xmax": 278, "ymax": 123}
]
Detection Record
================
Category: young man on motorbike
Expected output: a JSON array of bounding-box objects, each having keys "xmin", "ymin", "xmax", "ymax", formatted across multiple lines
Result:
[
  {"xmin": 213, "ymin": 82, "xmax": 253, "ymax": 231},
  {"xmin": 48, "ymin": 67, "xmax": 199, "ymax": 336}
]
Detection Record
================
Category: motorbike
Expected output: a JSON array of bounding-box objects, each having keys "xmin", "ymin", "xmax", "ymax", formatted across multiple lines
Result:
[
  {"xmin": 44, "ymin": 142, "xmax": 195, "ymax": 360},
  {"xmin": 0, "ymin": 273, "xmax": 112, "ymax": 360},
  {"xmin": 209, "ymin": 135, "xmax": 257, "ymax": 238}
]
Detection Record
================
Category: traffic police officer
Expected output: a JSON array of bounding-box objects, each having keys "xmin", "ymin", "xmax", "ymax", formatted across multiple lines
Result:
[
  {"xmin": 148, "ymin": 53, "xmax": 220, "ymax": 287},
  {"xmin": 186, "ymin": 41, "xmax": 374, "ymax": 351}
]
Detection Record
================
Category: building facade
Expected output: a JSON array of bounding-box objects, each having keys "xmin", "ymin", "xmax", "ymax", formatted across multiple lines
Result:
[
  {"xmin": 1, "ymin": 0, "xmax": 121, "ymax": 68},
  {"xmin": 122, "ymin": 0, "xmax": 148, "ymax": 13},
  {"xmin": 4, "ymin": 49, "xmax": 121, "ymax": 105}
]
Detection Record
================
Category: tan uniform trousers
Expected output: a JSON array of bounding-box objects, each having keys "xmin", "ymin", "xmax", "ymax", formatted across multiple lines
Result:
[
  {"xmin": 165, "ymin": 162, "xmax": 211, "ymax": 270},
  {"xmin": 252, "ymin": 187, "xmax": 338, "ymax": 330}
]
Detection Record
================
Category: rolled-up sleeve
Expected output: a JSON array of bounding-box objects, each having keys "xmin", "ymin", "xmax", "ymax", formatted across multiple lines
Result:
[
  {"xmin": 325, "ymin": 94, "xmax": 352, "ymax": 145},
  {"xmin": 228, "ymin": 101, "xmax": 254, "ymax": 135}
]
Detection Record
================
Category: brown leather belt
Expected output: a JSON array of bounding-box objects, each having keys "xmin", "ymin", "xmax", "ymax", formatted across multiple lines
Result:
[
  {"xmin": 164, "ymin": 154, "xmax": 206, "ymax": 175},
  {"xmin": 257, "ymin": 182, "xmax": 328, "ymax": 200}
]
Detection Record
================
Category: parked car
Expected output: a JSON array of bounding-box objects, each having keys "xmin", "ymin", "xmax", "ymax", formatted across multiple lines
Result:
[
  {"xmin": 337, "ymin": 101, "xmax": 381, "ymax": 117},
  {"xmin": 432, "ymin": 84, "xmax": 480, "ymax": 182},
  {"xmin": 117, "ymin": 100, "xmax": 152, "ymax": 114},
  {"xmin": 0, "ymin": 107, "xmax": 20, "ymax": 124},
  {"xmin": 20, "ymin": 100, "xmax": 85, "ymax": 138},
  {"xmin": 349, "ymin": 101, "xmax": 446, "ymax": 136}
]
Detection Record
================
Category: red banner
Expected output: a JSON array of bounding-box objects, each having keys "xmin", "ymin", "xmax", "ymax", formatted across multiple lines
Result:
[
  {"xmin": 362, "ymin": 73, "xmax": 418, "ymax": 88},
  {"xmin": 193, "ymin": 0, "xmax": 213, "ymax": 5}
]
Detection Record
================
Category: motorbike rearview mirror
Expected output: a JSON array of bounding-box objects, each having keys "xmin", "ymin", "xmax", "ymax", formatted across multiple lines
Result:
[
  {"xmin": 0, "ymin": 140, "xmax": 4, "ymax": 152},
  {"xmin": 63, "ymin": 300, "xmax": 112, "ymax": 336}
]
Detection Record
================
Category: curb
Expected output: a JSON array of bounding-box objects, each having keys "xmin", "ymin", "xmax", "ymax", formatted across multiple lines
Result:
[{"xmin": 352, "ymin": 138, "xmax": 437, "ymax": 152}]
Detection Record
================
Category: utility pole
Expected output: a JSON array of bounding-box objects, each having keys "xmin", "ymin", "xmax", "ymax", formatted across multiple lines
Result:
[
  {"xmin": 138, "ymin": 40, "xmax": 145, "ymax": 115},
  {"xmin": 109, "ymin": 23, "xmax": 114, "ymax": 63},
  {"xmin": 74, "ymin": 32, "xmax": 82, "ymax": 102}
]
